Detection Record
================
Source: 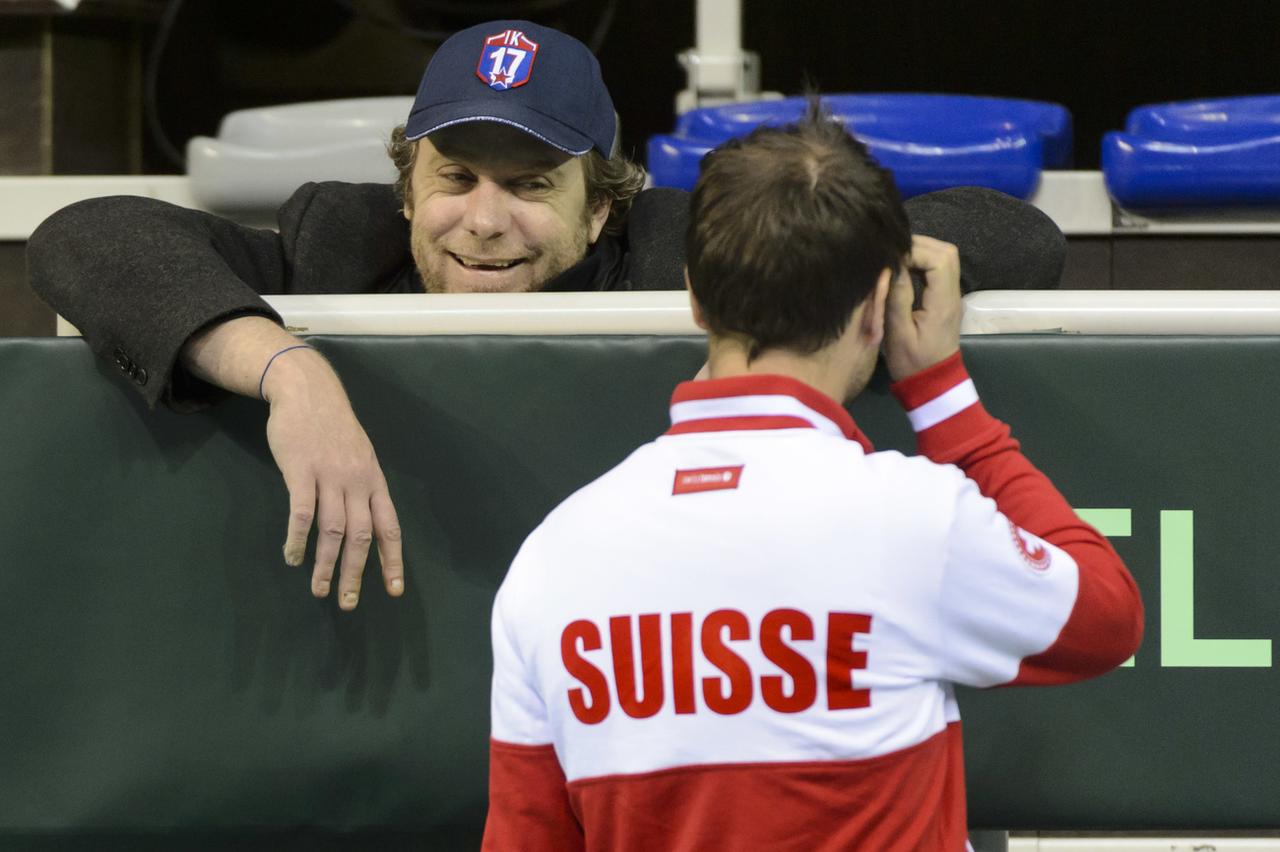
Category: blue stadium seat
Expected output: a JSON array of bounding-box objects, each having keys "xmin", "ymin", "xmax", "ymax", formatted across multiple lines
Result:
[
  {"xmin": 1102, "ymin": 95, "xmax": 1280, "ymax": 208},
  {"xmin": 647, "ymin": 94, "xmax": 1072, "ymax": 199},
  {"xmin": 1124, "ymin": 95, "xmax": 1280, "ymax": 141}
]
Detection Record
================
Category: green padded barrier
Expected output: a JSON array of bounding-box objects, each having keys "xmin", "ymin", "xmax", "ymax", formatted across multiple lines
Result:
[{"xmin": 1, "ymin": 334, "xmax": 1278, "ymax": 847}]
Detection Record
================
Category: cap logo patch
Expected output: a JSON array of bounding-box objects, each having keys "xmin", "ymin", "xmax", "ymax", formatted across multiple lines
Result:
[{"xmin": 476, "ymin": 29, "xmax": 539, "ymax": 91}]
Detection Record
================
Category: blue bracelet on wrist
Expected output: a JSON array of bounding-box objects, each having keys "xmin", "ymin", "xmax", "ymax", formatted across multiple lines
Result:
[{"xmin": 258, "ymin": 344, "xmax": 312, "ymax": 401}]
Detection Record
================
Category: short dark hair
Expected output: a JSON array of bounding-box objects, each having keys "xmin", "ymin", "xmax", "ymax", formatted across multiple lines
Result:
[
  {"xmin": 386, "ymin": 125, "xmax": 646, "ymax": 238},
  {"xmin": 685, "ymin": 100, "xmax": 911, "ymax": 359}
]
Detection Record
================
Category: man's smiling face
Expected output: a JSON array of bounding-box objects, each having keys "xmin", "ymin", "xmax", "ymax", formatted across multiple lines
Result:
[{"xmin": 405, "ymin": 122, "xmax": 610, "ymax": 293}]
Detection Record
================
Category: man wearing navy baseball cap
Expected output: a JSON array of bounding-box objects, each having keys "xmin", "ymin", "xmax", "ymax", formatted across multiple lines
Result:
[
  {"xmin": 29, "ymin": 19, "xmax": 1066, "ymax": 615},
  {"xmin": 30, "ymin": 20, "xmax": 671, "ymax": 615},
  {"xmin": 390, "ymin": 20, "xmax": 651, "ymax": 295}
]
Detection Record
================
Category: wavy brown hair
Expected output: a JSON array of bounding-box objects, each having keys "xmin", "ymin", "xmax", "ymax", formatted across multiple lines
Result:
[{"xmin": 386, "ymin": 125, "xmax": 645, "ymax": 237}]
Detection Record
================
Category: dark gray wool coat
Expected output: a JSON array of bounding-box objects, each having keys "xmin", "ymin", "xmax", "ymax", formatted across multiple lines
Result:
[{"xmin": 27, "ymin": 181, "xmax": 1062, "ymax": 411}]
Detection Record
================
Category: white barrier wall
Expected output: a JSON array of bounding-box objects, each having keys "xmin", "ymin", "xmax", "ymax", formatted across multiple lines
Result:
[{"xmin": 58, "ymin": 289, "xmax": 1280, "ymax": 338}]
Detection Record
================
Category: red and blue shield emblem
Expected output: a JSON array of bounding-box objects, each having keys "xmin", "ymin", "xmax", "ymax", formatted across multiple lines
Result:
[{"xmin": 476, "ymin": 29, "xmax": 539, "ymax": 91}]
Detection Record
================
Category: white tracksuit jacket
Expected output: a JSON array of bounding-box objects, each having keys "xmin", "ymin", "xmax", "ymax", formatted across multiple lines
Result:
[{"xmin": 484, "ymin": 352, "xmax": 1144, "ymax": 851}]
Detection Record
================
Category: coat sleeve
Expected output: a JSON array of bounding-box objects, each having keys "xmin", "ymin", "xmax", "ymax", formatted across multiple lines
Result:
[
  {"xmin": 622, "ymin": 188, "xmax": 690, "ymax": 291},
  {"xmin": 26, "ymin": 182, "xmax": 412, "ymax": 411},
  {"xmin": 618, "ymin": 185, "xmax": 1062, "ymax": 294},
  {"xmin": 904, "ymin": 187, "xmax": 1066, "ymax": 292},
  {"xmin": 891, "ymin": 352, "xmax": 1144, "ymax": 686}
]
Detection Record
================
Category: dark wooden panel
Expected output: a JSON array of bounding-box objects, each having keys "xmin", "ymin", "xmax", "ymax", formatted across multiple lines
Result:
[
  {"xmin": 1113, "ymin": 236, "xmax": 1280, "ymax": 290},
  {"xmin": 1061, "ymin": 237, "xmax": 1112, "ymax": 290},
  {"xmin": 0, "ymin": 19, "xmax": 49, "ymax": 176},
  {"xmin": 0, "ymin": 243, "xmax": 55, "ymax": 337}
]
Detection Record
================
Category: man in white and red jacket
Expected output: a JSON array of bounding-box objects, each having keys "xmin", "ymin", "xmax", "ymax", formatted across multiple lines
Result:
[{"xmin": 483, "ymin": 102, "xmax": 1143, "ymax": 851}]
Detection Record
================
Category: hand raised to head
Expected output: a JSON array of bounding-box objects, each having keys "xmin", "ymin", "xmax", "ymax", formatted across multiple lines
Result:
[{"xmin": 882, "ymin": 235, "xmax": 963, "ymax": 382}]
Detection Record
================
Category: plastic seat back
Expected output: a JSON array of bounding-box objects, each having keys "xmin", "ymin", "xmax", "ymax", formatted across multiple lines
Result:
[
  {"xmin": 1102, "ymin": 94, "xmax": 1280, "ymax": 208},
  {"xmin": 647, "ymin": 94, "xmax": 1071, "ymax": 199}
]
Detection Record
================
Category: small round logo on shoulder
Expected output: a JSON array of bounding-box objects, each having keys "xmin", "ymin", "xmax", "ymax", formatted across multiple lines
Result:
[{"xmin": 1008, "ymin": 520, "xmax": 1052, "ymax": 572}]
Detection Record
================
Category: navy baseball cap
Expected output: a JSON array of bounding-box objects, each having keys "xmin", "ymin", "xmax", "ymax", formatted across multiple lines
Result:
[{"xmin": 405, "ymin": 20, "xmax": 616, "ymax": 157}]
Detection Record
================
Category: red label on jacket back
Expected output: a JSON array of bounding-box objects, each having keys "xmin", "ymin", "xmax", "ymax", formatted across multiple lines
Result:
[{"xmin": 672, "ymin": 466, "xmax": 744, "ymax": 495}]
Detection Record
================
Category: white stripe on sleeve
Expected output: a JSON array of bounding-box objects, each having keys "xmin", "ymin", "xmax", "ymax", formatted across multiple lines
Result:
[{"xmin": 905, "ymin": 379, "xmax": 979, "ymax": 432}]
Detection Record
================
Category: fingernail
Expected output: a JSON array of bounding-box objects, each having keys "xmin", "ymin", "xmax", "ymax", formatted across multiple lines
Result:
[
  {"xmin": 314, "ymin": 581, "xmax": 329, "ymax": 596},
  {"xmin": 343, "ymin": 591, "xmax": 358, "ymax": 606},
  {"xmin": 283, "ymin": 544, "xmax": 304, "ymax": 566},
  {"xmin": 390, "ymin": 578, "xmax": 403, "ymax": 594}
]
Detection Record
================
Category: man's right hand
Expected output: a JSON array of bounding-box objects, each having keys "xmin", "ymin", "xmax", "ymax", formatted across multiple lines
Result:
[
  {"xmin": 181, "ymin": 316, "xmax": 404, "ymax": 609},
  {"xmin": 261, "ymin": 348, "xmax": 404, "ymax": 610},
  {"xmin": 882, "ymin": 235, "xmax": 964, "ymax": 382}
]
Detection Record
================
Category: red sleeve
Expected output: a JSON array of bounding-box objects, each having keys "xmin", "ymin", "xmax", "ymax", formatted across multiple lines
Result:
[
  {"xmin": 891, "ymin": 352, "xmax": 1144, "ymax": 685},
  {"xmin": 482, "ymin": 739, "xmax": 585, "ymax": 852}
]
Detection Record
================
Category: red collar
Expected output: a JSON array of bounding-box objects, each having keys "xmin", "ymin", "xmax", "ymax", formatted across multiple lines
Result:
[{"xmin": 665, "ymin": 374, "xmax": 875, "ymax": 454}]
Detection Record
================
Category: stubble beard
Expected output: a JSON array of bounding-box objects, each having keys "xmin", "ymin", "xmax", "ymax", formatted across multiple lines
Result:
[{"xmin": 411, "ymin": 217, "xmax": 594, "ymax": 295}]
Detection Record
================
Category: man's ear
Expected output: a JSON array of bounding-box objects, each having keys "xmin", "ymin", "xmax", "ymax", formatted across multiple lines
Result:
[
  {"xmin": 684, "ymin": 267, "xmax": 710, "ymax": 330},
  {"xmin": 587, "ymin": 198, "xmax": 610, "ymax": 244},
  {"xmin": 401, "ymin": 138, "xmax": 420, "ymax": 221},
  {"xmin": 401, "ymin": 179, "xmax": 414, "ymax": 221},
  {"xmin": 862, "ymin": 267, "xmax": 893, "ymax": 346}
]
